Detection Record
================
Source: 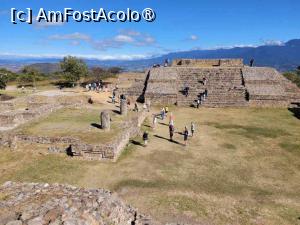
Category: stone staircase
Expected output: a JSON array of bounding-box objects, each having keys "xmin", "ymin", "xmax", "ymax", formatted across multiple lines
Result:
[
  {"xmin": 202, "ymin": 68, "xmax": 248, "ymax": 107},
  {"xmin": 176, "ymin": 67, "xmax": 248, "ymax": 107},
  {"xmin": 121, "ymin": 63, "xmax": 300, "ymax": 108},
  {"xmin": 176, "ymin": 68, "xmax": 206, "ymax": 107}
]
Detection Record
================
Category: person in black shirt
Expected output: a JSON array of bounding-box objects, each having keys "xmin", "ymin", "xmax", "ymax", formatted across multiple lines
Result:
[{"xmin": 143, "ymin": 131, "xmax": 149, "ymax": 146}]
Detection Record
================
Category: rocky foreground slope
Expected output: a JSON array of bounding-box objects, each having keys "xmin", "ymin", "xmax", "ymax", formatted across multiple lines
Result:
[{"xmin": 0, "ymin": 181, "xmax": 161, "ymax": 225}]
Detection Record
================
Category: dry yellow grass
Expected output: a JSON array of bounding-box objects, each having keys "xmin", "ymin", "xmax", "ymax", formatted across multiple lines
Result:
[{"xmin": 0, "ymin": 107, "xmax": 299, "ymax": 225}]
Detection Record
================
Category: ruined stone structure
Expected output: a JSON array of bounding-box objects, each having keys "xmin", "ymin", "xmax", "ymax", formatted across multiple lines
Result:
[
  {"xmin": 122, "ymin": 59, "xmax": 300, "ymax": 107},
  {"xmin": 0, "ymin": 181, "xmax": 157, "ymax": 225},
  {"xmin": 0, "ymin": 110, "xmax": 147, "ymax": 162},
  {"xmin": 100, "ymin": 110, "xmax": 111, "ymax": 131},
  {"xmin": 0, "ymin": 95, "xmax": 88, "ymax": 131},
  {"xmin": 120, "ymin": 99, "xmax": 128, "ymax": 115}
]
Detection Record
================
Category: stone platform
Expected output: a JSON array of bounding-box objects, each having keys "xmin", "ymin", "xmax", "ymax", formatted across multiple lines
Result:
[
  {"xmin": 122, "ymin": 59, "xmax": 300, "ymax": 108},
  {"xmin": 0, "ymin": 181, "xmax": 157, "ymax": 225}
]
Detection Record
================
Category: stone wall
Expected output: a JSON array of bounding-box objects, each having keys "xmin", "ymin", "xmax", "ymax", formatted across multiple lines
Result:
[
  {"xmin": 0, "ymin": 102, "xmax": 14, "ymax": 112},
  {"xmin": 242, "ymin": 67, "xmax": 300, "ymax": 107},
  {"xmin": 0, "ymin": 181, "xmax": 156, "ymax": 225},
  {"xmin": 0, "ymin": 95, "xmax": 89, "ymax": 130},
  {"xmin": 172, "ymin": 59, "xmax": 244, "ymax": 67},
  {"xmin": 1, "ymin": 111, "xmax": 148, "ymax": 162}
]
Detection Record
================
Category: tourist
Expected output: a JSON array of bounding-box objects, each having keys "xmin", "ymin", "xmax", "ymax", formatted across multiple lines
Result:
[
  {"xmin": 146, "ymin": 100, "xmax": 151, "ymax": 112},
  {"xmin": 153, "ymin": 115, "xmax": 157, "ymax": 129},
  {"xmin": 169, "ymin": 112, "xmax": 175, "ymax": 125},
  {"xmin": 112, "ymin": 95, "xmax": 115, "ymax": 104},
  {"xmin": 250, "ymin": 58, "xmax": 254, "ymax": 67},
  {"xmin": 183, "ymin": 126, "xmax": 189, "ymax": 146},
  {"xmin": 112, "ymin": 90, "xmax": 116, "ymax": 104},
  {"xmin": 203, "ymin": 77, "xmax": 207, "ymax": 85},
  {"xmin": 143, "ymin": 103, "xmax": 147, "ymax": 111},
  {"xmin": 196, "ymin": 98, "xmax": 201, "ymax": 108},
  {"xmin": 161, "ymin": 108, "xmax": 166, "ymax": 120},
  {"xmin": 204, "ymin": 89, "xmax": 208, "ymax": 100},
  {"xmin": 164, "ymin": 59, "xmax": 169, "ymax": 67},
  {"xmin": 134, "ymin": 102, "xmax": 139, "ymax": 112},
  {"xmin": 143, "ymin": 131, "xmax": 149, "ymax": 147},
  {"xmin": 165, "ymin": 106, "xmax": 169, "ymax": 114},
  {"xmin": 185, "ymin": 86, "xmax": 190, "ymax": 97},
  {"xmin": 191, "ymin": 122, "xmax": 195, "ymax": 137},
  {"xmin": 169, "ymin": 123, "xmax": 175, "ymax": 141}
]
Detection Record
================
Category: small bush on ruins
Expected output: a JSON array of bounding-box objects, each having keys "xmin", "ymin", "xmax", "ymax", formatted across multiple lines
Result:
[
  {"xmin": 17, "ymin": 66, "xmax": 45, "ymax": 87},
  {"xmin": 89, "ymin": 66, "xmax": 122, "ymax": 81},
  {"xmin": 60, "ymin": 56, "xmax": 89, "ymax": 85},
  {"xmin": 283, "ymin": 70, "xmax": 300, "ymax": 88}
]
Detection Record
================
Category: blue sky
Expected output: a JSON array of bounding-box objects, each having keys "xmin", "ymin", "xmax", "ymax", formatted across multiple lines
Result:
[{"xmin": 0, "ymin": 0, "xmax": 299, "ymax": 60}]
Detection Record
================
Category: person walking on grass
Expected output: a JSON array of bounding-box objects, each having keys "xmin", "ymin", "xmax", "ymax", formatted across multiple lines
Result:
[
  {"xmin": 165, "ymin": 106, "xmax": 169, "ymax": 114},
  {"xmin": 143, "ymin": 131, "xmax": 149, "ymax": 147},
  {"xmin": 191, "ymin": 122, "xmax": 195, "ymax": 137},
  {"xmin": 196, "ymin": 98, "xmax": 201, "ymax": 108},
  {"xmin": 134, "ymin": 102, "xmax": 139, "ymax": 112},
  {"xmin": 143, "ymin": 103, "xmax": 147, "ymax": 111},
  {"xmin": 183, "ymin": 126, "xmax": 189, "ymax": 146},
  {"xmin": 152, "ymin": 115, "xmax": 157, "ymax": 129},
  {"xmin": 161, "ymin": 108, "xmax": 166, "ymax": 120},
  {"xmin": 169, "ymin": 123, "xmax": 175, "ymax": 141},
  {"xmin": 169, "ymin": 112, "xmax": 175, "ymax": 125}
]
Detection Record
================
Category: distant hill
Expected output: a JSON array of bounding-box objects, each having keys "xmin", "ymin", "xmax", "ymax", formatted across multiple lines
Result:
[
  {"xmin": 0, "ymin": 39, "xmax": 299, "ymax": 72},
  {"xmin": 25, "ymin": 63, "xmax": 61, "ymax": 75}
]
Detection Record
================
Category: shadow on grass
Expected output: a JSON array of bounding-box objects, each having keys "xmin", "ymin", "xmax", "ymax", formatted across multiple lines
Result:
[
  {"xmin": 288, "ymin": 107, "xmax": 300, "ymax": 119},
  {"xmin": 130, "ymin": 140, "xmax": 144, "ymax": 147},
  {"xmin": 154, "ymin": 135, "xmax": 184, "ymax": 146},
  {"xmin": 112, "ymin": 110, "xmax": 121, "ymax": 115},
  {"xmin": 158, "ymin": 122, "xmax": 169, "ymax": 126},
  {"xmin": 91, "ymin": 123, "xmax": 102, "ymax": 129}
]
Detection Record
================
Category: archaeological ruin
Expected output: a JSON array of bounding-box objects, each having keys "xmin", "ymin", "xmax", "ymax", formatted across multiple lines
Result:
[
  {"xmin": 1, "ymin": 58, "xmax": 299, "ymax": 162},
  {"xmin": 0, "ymin": 181, "xmax": 157, "ymax": 225},
  {"xmin": 122, "ymin": 59, "xmax": 300, "ymax": 108}
]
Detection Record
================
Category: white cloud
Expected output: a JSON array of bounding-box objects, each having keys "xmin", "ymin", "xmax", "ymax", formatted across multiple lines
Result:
[
  {"xmin": 261, "ymin": 39, "xmax": 285, "ymax": 46},
  {"xmin": 114, "ymin": 35, "xmax": 134, "ymax": 43},
  {"xmin": 34, "ymin": 19, "xmax": 65, "ymax": 28},
  {"xmin": 119, "ymin": 29, "xmax": 141, "ymax": 36},
  {"xmin": 0, "ymin": 52, "xmax": 150, "ymax": 61},
  {"xmin": 49, "ymin": 32, "xmax": 91, "ymax": 41},
  {"xmin": 70, "ymin": 41, "xmax": 81, "ymax": 46},
  {"xmin": 190, "ymin": 35, "xmax": 199, "ymax": 41},
  {"xmin": 48, "ymin": 30, "xmax": 156, "ymax": 51}
]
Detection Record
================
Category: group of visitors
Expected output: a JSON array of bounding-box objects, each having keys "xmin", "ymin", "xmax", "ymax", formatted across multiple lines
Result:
[
  {"xmin": 145, "ymin": 108, "xmax": 196, "ymax": 147},
  {"xmin": 152, "ymin": 59, "xmax": 170, "ymax": 68},
  {"xmin": 196, "ymin": 89, "xmax": 208, "ymax": 108},
  {"xmin": 86, "ymin": 81, "xmax": 107, "ymax": 92}
]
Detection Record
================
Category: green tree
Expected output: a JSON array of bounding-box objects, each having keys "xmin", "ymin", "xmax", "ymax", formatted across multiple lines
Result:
[
  {"xmin": 20, "ymin": 66, "xmax": 40, "ymax": 88},
  {"xmin": 0, "ymin": 68, "xmax": 18, "ymax": 82},
  {"xmin": 60, "ymin": 56, "xmax": 88, "ymax": 85},
  {"xmin": 108, "ymin": 67, "xmax": 122, "ymax": 74},
  {"xmin": 0, "ymin": 73, "xmax": 7, "ymax": 89},
  {"xmin": 17, "ymin": 74, "xmax": 34, "ymax": 86},
  {"xmin": 91, "ymin": 67, "xmax": 106, "ymax": 81}
]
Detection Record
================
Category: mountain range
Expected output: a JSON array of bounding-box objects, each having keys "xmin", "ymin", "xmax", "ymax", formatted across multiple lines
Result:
[{"xmin": 1, "ymin": 39, "xmax": 300, "ymax": 73}]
